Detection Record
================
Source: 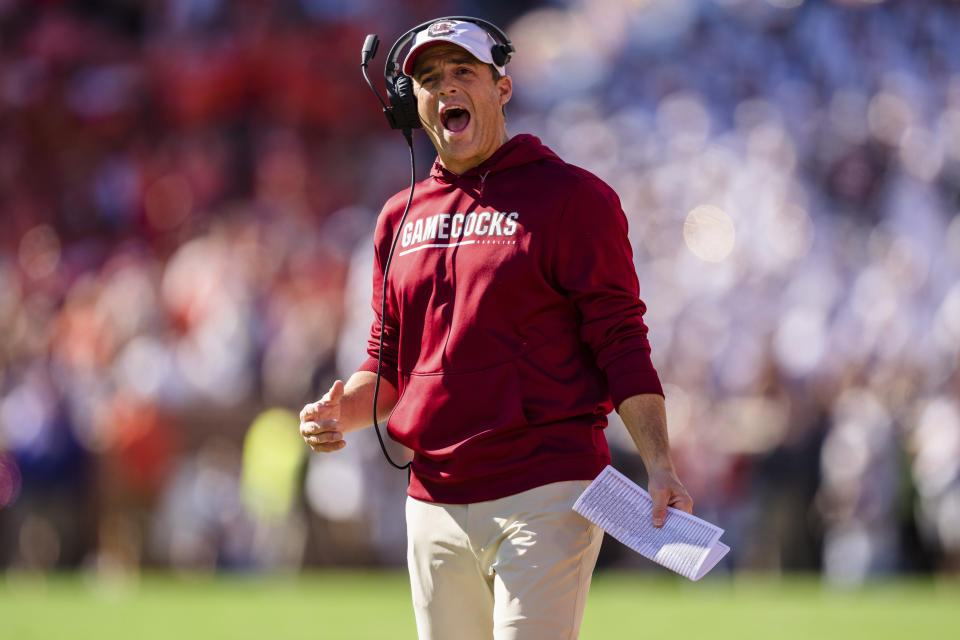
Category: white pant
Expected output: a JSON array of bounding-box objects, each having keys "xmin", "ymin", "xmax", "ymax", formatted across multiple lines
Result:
[{"xmin": 406, "ymin": 480, "xmax": 604, "ymax": 640}]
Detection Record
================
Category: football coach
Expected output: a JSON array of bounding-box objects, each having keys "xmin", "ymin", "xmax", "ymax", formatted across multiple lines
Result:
[{"xmin": 300, "ymin": 16, "xmax": 693, "ymax": 639}]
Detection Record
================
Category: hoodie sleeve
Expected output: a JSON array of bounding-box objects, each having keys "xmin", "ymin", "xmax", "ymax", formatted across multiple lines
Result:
[
  {"xmin": 356, "ymin": 213, "xmax": 401, "ymax": 392},
  {"xmin": 551, "ymin": 176, "xmax": 663, "ymax": 405}
]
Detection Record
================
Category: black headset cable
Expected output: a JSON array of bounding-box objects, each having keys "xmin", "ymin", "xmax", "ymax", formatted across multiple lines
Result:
[
  {"xmin": 361, "ymin": 32, "xmax": 414, "ymax": 472},
  {"xmin": 370, "ymin": 135, "xmax": 415, "ymax": 471}
]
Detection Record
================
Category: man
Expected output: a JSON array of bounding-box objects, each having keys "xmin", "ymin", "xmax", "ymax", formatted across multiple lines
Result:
[{"xmin": 300, "ymin": 17, "xmax": 692, "ymax": 639}]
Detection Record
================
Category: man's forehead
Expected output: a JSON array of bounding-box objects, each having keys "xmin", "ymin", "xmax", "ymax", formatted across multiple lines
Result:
[{"xmin": 412, "ymin": 43, "xmax": 482, "ymax": 76}]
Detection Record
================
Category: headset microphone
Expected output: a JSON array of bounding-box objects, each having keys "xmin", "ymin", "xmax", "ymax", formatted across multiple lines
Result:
[
  {"xmin": 361, "ymin": 34, "xmax": 379, "ymax": 64},
  {"xmin": 361, "ymin": 34, "xmax": 414, "ymax": 145}
]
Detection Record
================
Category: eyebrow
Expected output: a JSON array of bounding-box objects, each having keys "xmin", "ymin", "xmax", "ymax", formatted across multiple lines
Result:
[{"xmin": 414, "ymin": 56, "xmax": 478, "ymax": 80}]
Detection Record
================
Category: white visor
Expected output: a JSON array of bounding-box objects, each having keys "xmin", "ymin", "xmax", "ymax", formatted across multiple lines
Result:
[{"xmin": 402, "ymin": 19, "xmax": 506, "ymax": 77}]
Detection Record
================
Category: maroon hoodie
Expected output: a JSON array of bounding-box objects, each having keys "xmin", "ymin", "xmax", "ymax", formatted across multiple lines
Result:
[{"xmin": 357, "ymin": 134, "xmax": 663, "ymax": 504}]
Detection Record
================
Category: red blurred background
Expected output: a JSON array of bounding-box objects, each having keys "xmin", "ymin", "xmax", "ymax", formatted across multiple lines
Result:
[{"xmin": 1, "ymin": 0, "xmax": 959, "ymax": 584}]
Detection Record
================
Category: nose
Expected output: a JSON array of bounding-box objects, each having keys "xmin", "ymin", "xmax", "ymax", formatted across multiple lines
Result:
[{"xmin": 437, "ymin": 69, "xmax": 459, "ymax": 96}]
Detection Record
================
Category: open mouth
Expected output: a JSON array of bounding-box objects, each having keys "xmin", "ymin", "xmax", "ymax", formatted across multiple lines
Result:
[{"xmin": 441, "ymin": 106, "xmax": 471, "ymax": 133}]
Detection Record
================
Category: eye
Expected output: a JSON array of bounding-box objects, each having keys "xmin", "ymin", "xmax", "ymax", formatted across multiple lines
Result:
[{"xmin": 456, "ymin": 66, "xmax": 472, "ymax": 76}]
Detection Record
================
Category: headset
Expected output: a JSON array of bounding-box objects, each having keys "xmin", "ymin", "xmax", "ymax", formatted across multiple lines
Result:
[
  {"xmin": 358, "ymin": 18, "xmax": 514, "ymax": 472},
  {"xmin": 362, "ymin": 16, "xmax": 515, "ymax": 140}
]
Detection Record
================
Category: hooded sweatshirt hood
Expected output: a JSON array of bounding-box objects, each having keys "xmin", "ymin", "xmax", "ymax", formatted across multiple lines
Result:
[
  {"xmin": 357, "ymin": 133, "xmax": 662, "ymax": 504},
  {"xmin": 429, "ymin": 134, "xmax": 561, "ymax": 184}
]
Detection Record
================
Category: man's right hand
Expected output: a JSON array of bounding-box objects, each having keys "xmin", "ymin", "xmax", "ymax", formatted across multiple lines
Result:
[{"xmin": 300, "ymin": 380, "xmax": 347, "ymax": 453}]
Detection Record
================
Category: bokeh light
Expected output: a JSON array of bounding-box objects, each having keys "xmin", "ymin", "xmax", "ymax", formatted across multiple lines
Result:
[
  {"xmin": 683, "ymin": 205, "xmax": 736, "ymax": 263},
  {"xmin": 774, "ymin": 307, "xmax": 827, "ymax": 377},
  {"xmin": 18, "ymin": 225, "xmax": 61, "ymax": 280},
  {"xmin": 242, "ymin": 409, "xmax": 305, "ymax": 521}
]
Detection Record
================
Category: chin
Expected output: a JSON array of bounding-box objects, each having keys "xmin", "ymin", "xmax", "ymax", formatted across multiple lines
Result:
[{"xmin": 441, "ymin": 136, "xmax": 476, "ymax": 156}]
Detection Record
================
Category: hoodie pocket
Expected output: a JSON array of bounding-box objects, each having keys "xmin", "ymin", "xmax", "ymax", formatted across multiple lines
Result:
[
  {"xmin": 387, "ymin": 361, "xmax": 527, "ymax": 460},
  {"xmin": 514, "ymin": 338, "xmax": 610, "ymax": 426}
]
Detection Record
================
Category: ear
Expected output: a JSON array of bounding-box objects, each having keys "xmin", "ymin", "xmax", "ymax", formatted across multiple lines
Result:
[{"xmin": 497, "ymin": 74, "xmax": 512, "ymax": 108}]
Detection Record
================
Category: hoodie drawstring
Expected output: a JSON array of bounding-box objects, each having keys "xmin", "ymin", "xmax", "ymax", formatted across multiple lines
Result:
[{"xmin": 479, "ymin": 170, "xmax": 490, "ymax": 196}]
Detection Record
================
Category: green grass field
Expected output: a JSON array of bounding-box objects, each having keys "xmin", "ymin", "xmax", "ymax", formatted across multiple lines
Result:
[{"xmin": 1, "ymin": 570, "xmax": 957, "ymax": 639}]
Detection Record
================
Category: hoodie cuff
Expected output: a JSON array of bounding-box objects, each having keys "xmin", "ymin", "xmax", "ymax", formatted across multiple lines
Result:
[
  {"xmin": 356, "ymin": 355, "xmax": 400, "ymax": 393},
  {"xmin": 605, "ymin": 350, "xmax": 664, "ymax": 407}
]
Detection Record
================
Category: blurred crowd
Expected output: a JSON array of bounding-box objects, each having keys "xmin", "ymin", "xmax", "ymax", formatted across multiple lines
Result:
[{"xmin": 2, "ymin": 0, "xmax": 960, "ymax": 584}]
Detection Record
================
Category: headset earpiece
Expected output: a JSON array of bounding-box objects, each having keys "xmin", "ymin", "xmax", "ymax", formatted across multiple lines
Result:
[
  {"xmin": 390, "ymin": 74, "xmax": 421, "ymax": 131},
  {"xmin": 491, "ymin": 44, "xmax": 512, "ymax": 68}
]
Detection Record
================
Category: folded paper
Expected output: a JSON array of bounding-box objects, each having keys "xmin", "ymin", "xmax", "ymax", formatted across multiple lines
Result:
[{"xmin": 573, "ymin": 466, "xmax": 729, "ymax": 581}]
